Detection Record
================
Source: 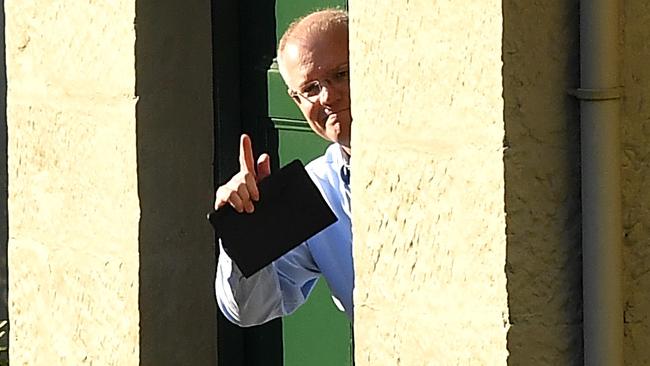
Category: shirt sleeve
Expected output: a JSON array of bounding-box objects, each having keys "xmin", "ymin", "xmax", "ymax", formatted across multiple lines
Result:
[{"xmin": 215, "ymin": 239, "xmax": 321, "ymax": 327}]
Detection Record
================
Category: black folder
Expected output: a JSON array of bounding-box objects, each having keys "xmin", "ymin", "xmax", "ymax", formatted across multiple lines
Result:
[{"xmin": 208, "ymin": 159, "xmax": 338, "ymax": 277}]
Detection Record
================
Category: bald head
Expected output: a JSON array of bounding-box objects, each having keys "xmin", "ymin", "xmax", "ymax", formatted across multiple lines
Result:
[{"xmin": 277, "ymin": 9, "xmax": 348, "ymax": 78}]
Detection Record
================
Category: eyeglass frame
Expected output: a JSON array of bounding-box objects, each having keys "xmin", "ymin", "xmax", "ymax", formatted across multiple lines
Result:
[{"xmin": 288, "ymin": 64, "xmax": 350, "ymax": 104}]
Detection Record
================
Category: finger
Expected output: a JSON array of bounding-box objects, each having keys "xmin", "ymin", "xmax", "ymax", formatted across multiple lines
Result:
[
  {"xmin": 239, "ymin": 134, "xmax": 256, "ymax": 175},
  {"xmin": 237, "ymin": 183, "xmax": 251, "ymax": 203},
  {"xmin": 257, "ymin": 153, "xmax": 271, "ymax": 181},
  {"xmin": 236, "ymin": 184, "xmax": 256, "ymax": 213},
  {"xmin": 244, "ymin": 200, "xmax": 255, "ymax": 214},
  {"xmin": 227, "ymin": 191, "xmax": 244, "ymax": 213},
  {"xmin": 245, "ymin": 172, "xmax": 260, "ymax": 202}
]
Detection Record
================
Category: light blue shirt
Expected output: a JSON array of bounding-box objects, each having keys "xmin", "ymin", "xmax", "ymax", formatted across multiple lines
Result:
[{"xmin": 215, "ymin": 143, "xmax": 353, "ymax": 327}]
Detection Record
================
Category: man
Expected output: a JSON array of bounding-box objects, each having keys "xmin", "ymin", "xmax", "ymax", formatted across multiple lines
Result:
[{"xmin": 214, "ymin": 8, "xmax": 353, "ymax": 327}]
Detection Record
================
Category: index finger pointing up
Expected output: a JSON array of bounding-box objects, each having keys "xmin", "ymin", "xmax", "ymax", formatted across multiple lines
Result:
[{"xmin": 239, "ymin": 134, "xmax": 256, "ymax": 174}]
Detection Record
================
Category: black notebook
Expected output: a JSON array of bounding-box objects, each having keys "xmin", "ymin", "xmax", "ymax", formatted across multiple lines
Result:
[{"xmin": 208, "ymin": 159, "xmax": 338, "ymax": 277}]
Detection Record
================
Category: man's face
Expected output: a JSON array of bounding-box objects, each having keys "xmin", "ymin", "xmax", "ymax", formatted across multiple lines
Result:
[{"xmin": 280, "ymin": 28, "xmax": 352, "ymax": 153}]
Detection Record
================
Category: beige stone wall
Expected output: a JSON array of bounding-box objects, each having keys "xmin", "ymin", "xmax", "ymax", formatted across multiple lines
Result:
[
  {"xmin": 6, "ymin": 1, "xmax": 140, "ymax": 364},
  {"xmin": 351, "ymin": 0, "xmax": 650, "ymax": 364},
  {"xmin": 6, "ymin": 1, "xmax": 216, "ymax": 365},
  {"xmin": 622, "ymin": 0, "xmax": 650, "ymax": 364},
  {"xmin": 349, "ymin": 0, "xmax": 509, "ymax": 364}
]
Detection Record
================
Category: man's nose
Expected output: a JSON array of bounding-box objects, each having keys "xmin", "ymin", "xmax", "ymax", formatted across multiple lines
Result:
[{"xmin": 318, "ymin": 81, "xmax": 339, "ymax": 105}]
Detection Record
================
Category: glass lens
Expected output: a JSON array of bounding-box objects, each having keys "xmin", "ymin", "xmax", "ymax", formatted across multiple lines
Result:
[{"xmin": 301, "ymin": 81, "xmax": 321, "ymax": 98}]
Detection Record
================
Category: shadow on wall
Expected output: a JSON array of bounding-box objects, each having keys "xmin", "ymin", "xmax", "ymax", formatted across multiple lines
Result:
[
  {"xmin": 135, "ymin": 1, "xmax": 217, "ymax": 365},
  {"xmin": 621, "ymin": 0, "xmax": 650, "ymax": 361},
  {"xmin": 502, "ymin": 0, "xmax": 583, "ymax": 364}
]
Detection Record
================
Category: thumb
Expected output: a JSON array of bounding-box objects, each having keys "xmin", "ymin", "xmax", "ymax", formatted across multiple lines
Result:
[{"xmin": 256, "ymin": 153, "xmax": 271, "ymax": 181}]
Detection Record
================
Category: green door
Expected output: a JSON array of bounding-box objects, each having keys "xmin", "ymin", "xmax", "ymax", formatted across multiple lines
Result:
[{"xmin": 268, "ymin": 1, "xmax": 352, "ymax": 365}]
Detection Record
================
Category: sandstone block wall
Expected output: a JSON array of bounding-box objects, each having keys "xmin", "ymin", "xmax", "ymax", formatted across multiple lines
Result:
[
  {"xmin": 350, "ymin": 0, "xmax": 650, "ymax": 364},
  {"xmin": 349, "ymin": 0, "xmax": 509, "ymax": 364},
  {"xmin": 6, "ymin": 2, "xmax": 140, "ymax": 364},
  {"xmin": 6, "ymin": 1, "xmax": 216, "ymax": 364}
]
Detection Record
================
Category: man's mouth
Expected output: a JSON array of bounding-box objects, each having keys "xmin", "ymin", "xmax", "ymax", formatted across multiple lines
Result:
[
  {"xmin": 325, "ymin": 107, "xmax": 350, "ymax": 115},
  {"xmin": 324, "ymin": 107, "xmax": 351, "ymax": 124}
]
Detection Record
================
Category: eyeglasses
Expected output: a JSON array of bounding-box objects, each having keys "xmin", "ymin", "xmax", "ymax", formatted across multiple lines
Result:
[{"xmin": 289, "ymin": 66, "xmax": 349, "ymax": 104}]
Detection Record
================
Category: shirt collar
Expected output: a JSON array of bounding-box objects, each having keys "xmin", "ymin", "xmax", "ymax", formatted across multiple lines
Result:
[
  {"xmin": 338, "ymin": 145, "xmax": 351, "ymax": 186},
  {"xmin": 340, "ymin": 146, "xmax": 351, "ymax": 165}
]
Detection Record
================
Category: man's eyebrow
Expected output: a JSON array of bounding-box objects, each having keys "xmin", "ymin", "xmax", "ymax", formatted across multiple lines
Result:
[{"xmin": 296, "ymin": 63, "xmax": 349, "ymax": 89}]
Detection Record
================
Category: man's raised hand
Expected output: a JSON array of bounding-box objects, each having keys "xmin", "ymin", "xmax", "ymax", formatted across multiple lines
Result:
[{"xmin": 214, "ymin": 134, "xmax": 271, "ymax": 213}]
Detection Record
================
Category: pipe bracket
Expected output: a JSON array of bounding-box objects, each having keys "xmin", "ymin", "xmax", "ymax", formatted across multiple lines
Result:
[{"xmin": 568, "ymin": 87, "xmax": 623, "ymax": 100}]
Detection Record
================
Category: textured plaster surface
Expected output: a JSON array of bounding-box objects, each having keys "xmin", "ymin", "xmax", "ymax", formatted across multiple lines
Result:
[
  {"xmin": 502, "ymin": 0, "xmax": 584, "ymax": 364},
  {"xmin": 6, "ymin": 1, "xmax": 217, "ymax": 365},
  {"xmin": 6, "ymin": 1, "xmax": 139, "ymax": 365},
  {"xmin": 622, "ymin": 0, "xmax": 650, "ymax": 364},
  {"xmin": 349, "ymin": 0, "xmax": 508, "ymax": 364}
]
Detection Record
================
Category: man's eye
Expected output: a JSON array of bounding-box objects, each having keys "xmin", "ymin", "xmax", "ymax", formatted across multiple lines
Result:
[
  {"xmin": 336, "ymin": 70, "xmax": 349, "ymax": 80},
  {"xmin": 302, "ymin": 83, "xmax": 321, "ymax": 97}
]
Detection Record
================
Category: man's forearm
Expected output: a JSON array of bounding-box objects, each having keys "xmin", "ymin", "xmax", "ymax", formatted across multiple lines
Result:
[{"xmin": 215, "ymin": 242, "xmax": 285, "ymax": 327}]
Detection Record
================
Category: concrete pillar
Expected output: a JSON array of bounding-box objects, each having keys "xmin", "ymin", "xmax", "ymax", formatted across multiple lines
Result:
[
  {"xmin": 349, "ymin": 0, "xmax": 508, "ymax": 364},
  {"xmin": 6, "ymin": 1, "xmax": 215, "ymax": 365}
]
